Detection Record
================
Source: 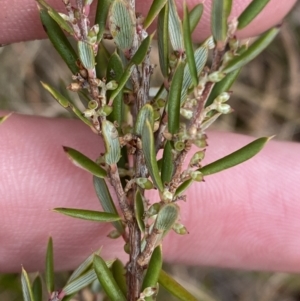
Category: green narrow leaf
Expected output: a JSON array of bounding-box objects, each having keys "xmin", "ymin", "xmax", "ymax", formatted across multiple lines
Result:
[
  {"xmin": 63, "ymin": 269, "xmax": 97, "ymax": 295},
  {"xmin": 134, "ymin": 103, "xmax": 154, "ymax": 136},
  {"xmin": 222, "ymin": 27, "xmax": 280, "ymax": 73},
  {"xmin": 63, "ymin": 146, "xmax": 107, "ymax": 178},
  {"xmin": 134, "ymin": 190, "xmax": 145, "ymax": 232},
  {"xmin": 161, "ymin": 141, "xmax": 174, "ymax": 184},
  {"xmin": 142, "ymin": 120, "xmax": 164, "ymax": 192},
  {"xmin": 111, "ymin": 259, "xmax": 127, "ymax": 296},
  {"xmin": 131, "ymin": 33, "xmax": 154, "ymax": 65},
  {"xmin": 159, "ymin": 269, "xmax": 198, "ymax": 301},
  {"xmin": 107, "ymin": 52, "xmax": 124, "ymax": 126},
  {"xmin": 109, "ymin": 63, "xmax": 134, "ymax": 104},
  {"xmin": 41, "ymin": 82, "xmax": 93, "ymax": 127},
  {"xmin": 205, "ymin": 68, "xmax": 241, "ymax": 107},
  {"xmin": 102, "ymin": 120, "xmax": 121, "ymax": 165},
  {"xmin": 199, "ymin": 136, "xmax": 271, "ymax": 175},
  {"xmin": 96, "ymin": 42, "xmax": 110, "ymax": 79},
  {"xmin": 53, "ymin": 208, "xmax": 121, "ymax": 222},
  {"xmin": 168, "ymin": 0, "xmax": 184, "ymax": 52},
  {"xmin": 142, "ymin": 246, "xmax": 162, "ymax": 300},
  {"xmin": 47, "ymin": 9, "xmax": 74, "ymax": 35},
  {"xmin": 180, "ymin": 45, "xmax": 208, "ymax": 104},
  {"xmin": 211, "ymin": 0, "xmax": 232, "ymax": 45},
  {"xmin": 95, "ymin": 0, "xmax": 112, "ymax": 41},
  {"xmin": 61, "ymin": 294, "xmax": 76, "ymax": 301},
  {"xmin": 189, "ymin": 4, "xmax": 203, "ymax": 33},
  {"xmin": 21, "ymin": 268, "xmax": 35, "ymax": 301},
  {"xmin": 155, "ymin": 203, "xmax": 179, "ymax": 232},
  {"xmin": 32, "ymin": 275, "xmax": 43, "ymax": 301},
  {"xmin": 143, "ymin": 0, "xmax": 168, "ymax": 29},
  {"xmin": 78, "ymin": 41, "xmax": 95, "ymax": 70},
  {"xmin": 93, "ymin": 255, "xmax": 126, "ymax": 301},
  {"xmin": 38, "ymin": 7, "xmax": 78, "ymax": 74},
  {"xmin": 45, "ymin": 237, "xmax": 54, "ymax": 294},
  {"xmin": 108, "ymin": 0, "xmax": 136, "ymax": 52},
  {"xmin": 93, "ymin": 176, "xmax": 124, "ymax": 233},
  {"xmin": 158, "ymin": 2, "xmax": 169, "ymax": 77},
  {"xmin": 67, "ymin": 250, "xmax": 100, "ymax": 284},
  {"xmin": 183, "ymin": 2, "xmax": 198, "ymax": 87},
  {"xmin": 0, "ymin": 113, "xmax": 12, "ymax": 125},
  {"xmin": 168, "ymin": 61, "xmax": 185, "ymax": 135},
  {"xmin": 238, "ymin": 0, "xmax": 270, "ymax": 29},
  {"xmin": 176, "ymin": 137, "xmax": 271, "ymax": 196}
]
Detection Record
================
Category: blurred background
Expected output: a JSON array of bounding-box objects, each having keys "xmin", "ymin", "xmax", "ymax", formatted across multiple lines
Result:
[{"xmin": 1, "ymin": 1, "xmax": 300, "ymax": 300}]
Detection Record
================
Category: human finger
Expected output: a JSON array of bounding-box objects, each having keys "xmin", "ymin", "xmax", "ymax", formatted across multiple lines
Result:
[{"xmin": 0, "ymin": 113, "xmax": 299, "ymax": 273}]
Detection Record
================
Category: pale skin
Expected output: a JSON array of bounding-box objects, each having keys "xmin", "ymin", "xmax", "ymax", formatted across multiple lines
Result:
[{"xmin": 0, "ymin": 0, "xmax": 299, "ymax": 274}]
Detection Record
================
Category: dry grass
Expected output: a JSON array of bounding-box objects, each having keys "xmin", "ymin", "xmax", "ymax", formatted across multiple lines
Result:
[{"xmin": 0, "ymin": 2, "xmax": 300, "ymax": 300}]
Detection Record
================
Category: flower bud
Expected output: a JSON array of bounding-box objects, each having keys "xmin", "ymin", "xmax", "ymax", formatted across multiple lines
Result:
[
  {"xmin": 173, "ymin": 222, "xmax": 189, "ymax": 235},
  {"xmin": 98, "ymin": 105, "xmax": 113, "ymax": 116},
  {"xmin": 88, "ymin": 100, "xmax": 98, "ymax": 110},
  {"xmin": 208, "ymin": 71, "xmax": 226, "ymax": 83},
  {"xmin": 174, "ymin": 141, "xmax": 185, "ymax": 152},
  {"xmin": 153, "ymin": 110, "xmax": 161, "ymax": 121},
  {"xmin": 216, "ymin": 103, "xmax": 231, "ymax": 114},
  {"xmin": 106, "ymin": 80, "xmax": 118, "ymax": 90},
  {"xmin": 191, "ymin": 170, "xmax": 204, "ymax": 182},
  {"xmin": 190, "ymin": 150, "xmax": 206, "ymax": 166},
  {"xmin": 180, "ymin": 108, "xmax": 193, "ymax": 119},
  {"xmin": 156, "ymin": 98, "xmax": 166, "ymax": 108},
  {"xmin": 148, "ymin": 203, "xmax": 161, "ymax": 216},
  {"xmin": 136, "ymin": 177, "xmax": 154, "ymax": 190},
  {"xmin": 215, "ymin": 92, "xmax": 230, "ymax": 103}
]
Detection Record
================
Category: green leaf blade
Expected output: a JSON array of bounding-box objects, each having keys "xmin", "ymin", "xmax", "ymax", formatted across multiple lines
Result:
[
  {"xmin": 134, "ymin": 190, "xmax": 145, "ymax": 232},
  {"xmin": 107, "ymin": 52, "xmax": 124, "ymax": 126},
  {"xmin": 131, "ymin": 34, "xmax": 154, "ymax": 65},
  {"xmin": 142, "ymin": 120, "xmax": 164, "ymax": 192},
  {"xmin": 155, "ymin": 203, "xmax": 179, "ymax": 232},
  {"xmin": 63, "ymin": 269, "xmax": 97, "ymax": 295},
  {"xmin": 134, "ymin": 104, "xmax": 154, "ymax": 136},
  {"xmin": 93, "ymin": 255, "xmax": 126, "ymax": 301},
  {"xmin": 53, "ymin": 208, "xmax": 121, "ymax": 222},
  {"xmin": 211, "ymin": 0, "xmax": 232, "ymax": 44},
  {"xmin": 63, "ymin": 146, "xmax": 107, "ymax": 178},
  {"xmin": 159, "ymin": 269, "xmax": 198, "ymax": 301},
  {"xmin": 39, "ymin": 7, "xmax": 78, "ymax": 74},
  {"xmin": 21, "ymin": 268, "xmax": 35, "ymax": 301},
  {"xmin": 168, "ymin": 0, "xmax": 184, "ymax": 52},
  {"xmin": 199, "ymin": 136, "xmax": 271, "ymax": 176},
  {"xmin": 95, "ymin": 0, "xmax": 112, "ymax": 42},
  {"xmin": 45, "ymin": 237, "xmax": 54, "ymax": 294},
  {"xmin": 183, "ymin": 2, "xmax": 198, "ymax": 87},
  {"xmin": 93, "ymin": 176, "xmax": 124, "ymax": 233},
  {"xmin": 238, "ymin": 0, "xmax": 271, "ymax": 29},
  {"xmin": 109, "ymin": 0, "xmax": 136, "ymax": 52},
  {"xmin": 161, "ymin": 141, "xmax": 174, "ymax": 184},
  {"xmin": 189, "ymin": 4, "xmax": 203, "ymax": 33},
  {"xmin": 32, "ymin": 275, "xmax": 43, "ymax": 301},
  {"xmin": 142, "ymin": 246, "xmax": 162, "ymax": 295},
  {"xmin": 102, "ymin": 120, "xmax": 121, "ymax": 165},
  {"xmin": 158, "ymin": 3, "xmax": 169, "ymax": 77},
  {"xmin": 78, "ymin": 41, "xmax": 95, "ymax": 70},
  {"xmin": 111, "ymin": 259, "xmax": 127, "ymax": 296},
  {"xmin": 168, "ymin": 61, "xmax": 185, "ymax": 135},
  {"xmin": 143, "ymin": 0, "xmax": 168, "ymax": 29}
]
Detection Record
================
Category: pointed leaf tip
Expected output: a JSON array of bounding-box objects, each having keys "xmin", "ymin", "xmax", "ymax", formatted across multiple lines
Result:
[{"xmin": 63, "ymin": 146, "xmax": 107, "ymax": 178}]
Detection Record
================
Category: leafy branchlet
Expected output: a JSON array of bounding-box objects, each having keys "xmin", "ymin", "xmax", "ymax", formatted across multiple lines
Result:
[{"xmin": 19, "ymin": 0, "xmax": 277, "ymax": 300}]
